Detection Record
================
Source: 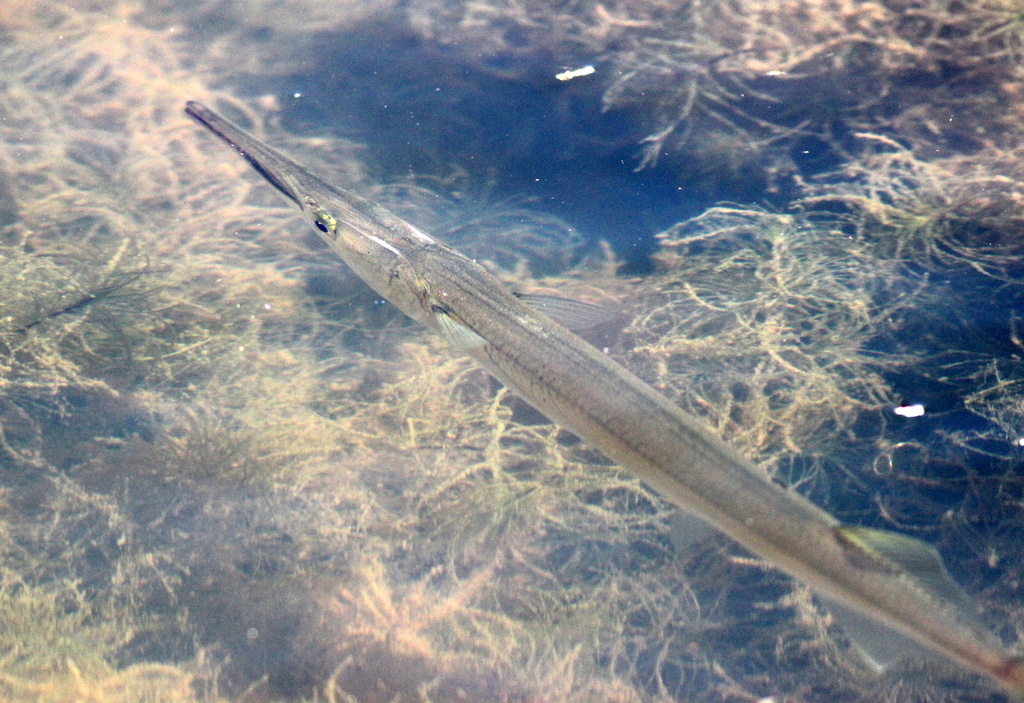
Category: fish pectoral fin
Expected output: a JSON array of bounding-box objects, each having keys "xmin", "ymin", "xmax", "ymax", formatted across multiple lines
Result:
[
  {"xmin": 517, "ymin": 294, "xmax": 618, "ymax": 332},
  {"xmin": 433, "ymin": 306, "xmax": 488, "ymax": 350}
]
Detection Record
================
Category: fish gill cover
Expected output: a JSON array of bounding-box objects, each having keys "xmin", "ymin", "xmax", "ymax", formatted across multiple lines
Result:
[{"xmin": 0, "ymin": 0, "xmax": 1023, "ymax": 701}]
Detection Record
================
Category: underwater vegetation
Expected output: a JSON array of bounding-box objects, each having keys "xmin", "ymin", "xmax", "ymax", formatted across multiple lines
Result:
[
  {"xmin": 407, "ymin": 0, "xmax": 1024, "ymax": 192},
  {"xmin": 0, "ymin": 0, "xmax": 1023, "ymax": 702}
]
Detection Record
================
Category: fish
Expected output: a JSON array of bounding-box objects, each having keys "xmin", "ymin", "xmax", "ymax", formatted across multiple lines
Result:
[{"xmin": 184, "ymin": 100, "xmax": 1024, "ymax": 696}]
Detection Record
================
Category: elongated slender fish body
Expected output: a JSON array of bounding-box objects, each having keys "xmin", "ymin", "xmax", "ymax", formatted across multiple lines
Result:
[{"xmin": 185, "ymin": 100, "xmax": 1024, "ymax": 696}]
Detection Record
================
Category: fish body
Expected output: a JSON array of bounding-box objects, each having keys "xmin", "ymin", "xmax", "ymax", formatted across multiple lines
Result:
[{"xmin": 185, "ymin": 100, "xmax": 1024, "ymax": 696}]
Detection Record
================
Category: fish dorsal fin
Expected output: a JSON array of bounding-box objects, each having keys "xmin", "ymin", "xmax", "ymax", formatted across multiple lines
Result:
[
  {"xmin": 833, "ymin": 525, "xmax": 1010, "ymax": 660},
  {"xmin": 517, "ymin": 294, "xmax": 618, "ymax": 333},
  {"xmin": 835, "ymin": 526, "xmax": 975, "ymax": 613}
]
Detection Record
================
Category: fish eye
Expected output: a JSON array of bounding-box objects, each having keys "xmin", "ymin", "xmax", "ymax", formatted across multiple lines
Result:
[{"xmin": 310, "ymin": 208, "xmax": 337, "ymax": 235}]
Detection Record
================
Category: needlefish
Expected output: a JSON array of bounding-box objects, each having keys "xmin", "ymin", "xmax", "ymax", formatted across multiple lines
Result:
[{"xmin": 185, "ymin": 100, "xmax": 1024, "ymax": 696}]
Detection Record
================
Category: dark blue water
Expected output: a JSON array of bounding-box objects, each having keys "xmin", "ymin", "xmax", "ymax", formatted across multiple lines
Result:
[{"xmin": 245, "ymin": 20, "xmax": 772, "ymax": 272}]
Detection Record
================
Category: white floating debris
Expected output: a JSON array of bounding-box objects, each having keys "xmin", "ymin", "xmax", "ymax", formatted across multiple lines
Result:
[
  {"xmin": 893, "ymin": 404, "xmax": 925, "ymax": 418},
  {"xmin": 1017, "ymin": 437, "xmax": 1024, "ymax": 447},
  {"xmin": 556, "ymin": 65, "xmax": 595, "ymax": 81}
]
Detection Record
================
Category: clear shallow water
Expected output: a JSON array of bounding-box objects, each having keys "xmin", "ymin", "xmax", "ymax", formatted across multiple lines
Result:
[{"xmin": 0, "ymin": 1, "xmax": 1023, "ymax": 701}]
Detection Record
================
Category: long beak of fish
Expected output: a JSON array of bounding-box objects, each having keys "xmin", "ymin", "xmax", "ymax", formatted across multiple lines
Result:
[{"xmin": 185, "ymin": 101, "xmax": 302, "ymax": 207}]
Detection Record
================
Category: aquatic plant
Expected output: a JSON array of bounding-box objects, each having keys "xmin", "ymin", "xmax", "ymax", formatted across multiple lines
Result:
[
  {"xmin": 802, "ymin": 143, "xmax": 1024, "ymax": 279},
  {"xmin": 408, "ymin": 0, "xmax": 1024, "ymax": 188},
  {"xmin": 627, "ymin": 206, "xmax": 910, "ymax": 469},
  {"xmin": 2, "ymin": 0, "xmax": 1024, "ymax": 702}
]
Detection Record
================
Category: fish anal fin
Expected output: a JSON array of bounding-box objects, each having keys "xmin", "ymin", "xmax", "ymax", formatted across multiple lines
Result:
[{"xmin": 820, "ymin": 594, "xmax": 931, "ymax": 672}]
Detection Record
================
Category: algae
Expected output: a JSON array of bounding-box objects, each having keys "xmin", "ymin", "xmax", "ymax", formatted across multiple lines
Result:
[{"xmin": 0, "ymin": 0, "xmax": 1023, "ymax": 702}]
